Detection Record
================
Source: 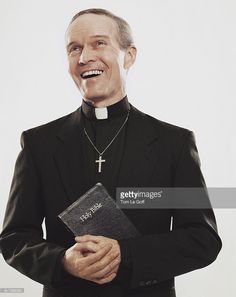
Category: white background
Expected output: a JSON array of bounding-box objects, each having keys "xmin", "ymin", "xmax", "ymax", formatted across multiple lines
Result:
[{"xmin": 0, "ymin": 0, "xmax": 235, "ymax": 296}]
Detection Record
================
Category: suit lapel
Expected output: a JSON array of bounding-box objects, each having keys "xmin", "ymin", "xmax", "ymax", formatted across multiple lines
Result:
[
  {"xmin": 53, "ymin": 108, "xmax": 87, "ymax": 204},
  {"xmin": 117, "ymin": 105, "xmax": 160, "ymax": 187}
]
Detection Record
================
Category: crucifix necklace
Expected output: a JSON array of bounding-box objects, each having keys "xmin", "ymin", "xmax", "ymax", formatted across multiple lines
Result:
[{"xmin": 83, "ymin": 110, "xmax": 130, "ymax": 173}]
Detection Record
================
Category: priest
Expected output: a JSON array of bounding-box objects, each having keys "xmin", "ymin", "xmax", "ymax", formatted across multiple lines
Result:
[{"xmin": 0, "ymin": 8, "xmax": 222, "ymax": 297}]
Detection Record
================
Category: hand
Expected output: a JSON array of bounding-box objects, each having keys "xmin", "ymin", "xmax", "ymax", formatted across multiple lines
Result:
[
  {"xmin": 62, "ymin": 238, "xmax": 120, "ymax": 284},
  {"xmin": 75, "ymin": 235, "xmax": 121, "ymax": 278}
]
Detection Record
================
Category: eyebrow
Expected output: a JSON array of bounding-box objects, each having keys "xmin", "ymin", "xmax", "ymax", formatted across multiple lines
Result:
[
  {"xmin": 67, "ymin": 35, "xmax": 110, "ymax": 51},
  {"xmin": 90, "ymin": 35, "xmax": 110, "ymax": 40}
]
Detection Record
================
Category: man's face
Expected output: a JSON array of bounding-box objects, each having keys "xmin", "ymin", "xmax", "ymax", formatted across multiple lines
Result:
[{"xmin": 66, "ymin": 14, "xmax": 136, "ymax": 104}]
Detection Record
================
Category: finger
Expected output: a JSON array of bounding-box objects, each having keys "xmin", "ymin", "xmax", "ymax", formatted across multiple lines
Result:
[
  {"xmin": 84, "ymin": 250, "xmax": 120, "ymax": 275},
  {"xmin": 80, "ymin": 243, "xmax": 113, "ymax": 266},
  {"xmin": 75, "ymin": 237, "xmax": 105, "ymax": 249},
  {"xmin": 75, "ymin": 236, "xmax": 117, "ymax": 251},
  {"xmin": 93, "ymin": 272, "xmax": 117, "ymax": 285},
  {"xmin": 90, "ymin": 257, "xmax": 120, "ymax": 279},
  {"xmin": 75, "ymin": 235, "xmax": 102, "ymax": 244},
  {"xmin": 101, "ymin": 264, "xmax": 119, "ymax": 279},
  {"xmin": 73, "ymin": 242, "xmax": 100, "ymax": 253}
]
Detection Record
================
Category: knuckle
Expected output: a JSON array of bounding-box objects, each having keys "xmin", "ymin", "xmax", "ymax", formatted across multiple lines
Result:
[
  {"xmin": 107, "ymin": 264, "xmax": 113, "ymax": 272},
  {"xmin": 92, "ymin": 262, "xmax": 101, "ymax": 272},
  {"xmin": 113, "ymin": 251, "xmax": 119, "ymax": 257},
  {"xmin": 112, "ymin": 259, "xmax": 119, "ymax": 268},
  {"xmin": 111, "ymin": 259, "xmax": 117, "ymax": 267},
  {"xmin": 98, "ymin": 261, "xmax": 105, "ymax": 271},
  {"xmin": 101, "ymin": 266, "xmax": 111, "ymax": 277},
  {"xmin": 86, "ymin": 242, "xmax": 91, "ymax": 249},
  {"xmin": 109, "ymin": 254, "xmax": 115, "ymax": 261},
  {"xmin": 94, "ymin": 270, "xmax": 104, "ymax": 279}
]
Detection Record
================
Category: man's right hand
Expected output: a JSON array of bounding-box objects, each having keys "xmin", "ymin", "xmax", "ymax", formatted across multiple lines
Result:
[{"xmin": 62, "ymin": 241, "xmax": 120, "ymax": 284}]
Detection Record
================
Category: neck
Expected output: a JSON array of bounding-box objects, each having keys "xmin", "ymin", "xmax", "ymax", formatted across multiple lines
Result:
[{"xmin": 83, "ymin": 95, "xmax": 126, "ymax": 108}]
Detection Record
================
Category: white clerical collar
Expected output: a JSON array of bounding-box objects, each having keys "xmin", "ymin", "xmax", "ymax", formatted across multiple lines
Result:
[
  {"xmin": 94, "ymin": 107, "xmax": 108, "ymax": 119},
  {"xmin": 81, "ymin": 96, "xmax": 130, "ymax": 120}
]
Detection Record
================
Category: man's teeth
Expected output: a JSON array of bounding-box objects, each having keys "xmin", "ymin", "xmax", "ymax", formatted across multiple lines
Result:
[{"xmin": 81, "ymin": 70, "xmax": 103, "ymax": 78}]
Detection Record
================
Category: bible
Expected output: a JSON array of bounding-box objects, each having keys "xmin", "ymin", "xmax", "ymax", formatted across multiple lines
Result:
[{"xmin": 58, "ymin": 183, "xmax": 140, "ymax": 240}]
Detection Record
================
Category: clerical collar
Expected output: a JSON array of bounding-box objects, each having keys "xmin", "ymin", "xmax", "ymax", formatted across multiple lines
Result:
[{"xmin": 81, "ymin": 96, "xmax": 130, "ymax": 120}]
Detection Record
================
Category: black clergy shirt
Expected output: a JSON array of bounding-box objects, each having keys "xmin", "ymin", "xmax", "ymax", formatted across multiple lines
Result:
[
  {"xmin": 81, "ymin": 96, "xmax": 132, "ymax": 287},
  {"xmin": 81, "ymin": 96, "xmax": 130, "ymax": 199}
]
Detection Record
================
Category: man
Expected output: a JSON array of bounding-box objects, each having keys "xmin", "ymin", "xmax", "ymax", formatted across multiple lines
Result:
[{"xmin": 0, "ymin": 8, "xmax": 222, "ymax": 297}]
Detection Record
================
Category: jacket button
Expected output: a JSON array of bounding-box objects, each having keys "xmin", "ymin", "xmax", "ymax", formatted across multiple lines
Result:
[
  {"xmin": 139, "ymin": 281, "xmax": 145, "ymax": 286},
  {"xmin": 152, "ymin": 279, "xmax": 158, "ymax": 284}
]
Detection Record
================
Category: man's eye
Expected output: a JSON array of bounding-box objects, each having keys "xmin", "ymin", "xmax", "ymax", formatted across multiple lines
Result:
[
  {"xmin": 69, "ymin": 46, "xmax": 81, "ymax": 55},
  {"xmin": 96, "ymin": 40, "xmax": 106, "ymax": 46},
  {"xmin": 72, "ymin": 46, "xmax": 80, "ymax": 52}
]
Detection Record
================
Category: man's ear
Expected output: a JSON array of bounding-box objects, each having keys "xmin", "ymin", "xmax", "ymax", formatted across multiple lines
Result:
[{"xmin": 124, "ymin": 46, "xmax": 137, "ymax": 70}]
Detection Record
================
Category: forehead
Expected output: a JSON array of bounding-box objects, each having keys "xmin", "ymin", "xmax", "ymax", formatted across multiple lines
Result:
[{"xmin": 66, "ymin": 14, "xmax": 119, "ymax": 44}]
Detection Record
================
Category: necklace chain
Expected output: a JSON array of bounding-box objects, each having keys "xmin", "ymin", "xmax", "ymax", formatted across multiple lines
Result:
[{"xmin": 83, "ymin": 110, "xmax": 130, "ymax": 156}]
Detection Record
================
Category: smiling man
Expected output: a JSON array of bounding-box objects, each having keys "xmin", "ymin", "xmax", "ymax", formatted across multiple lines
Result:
[
  {"xmin": 66, "ymin": 12, "xmax": 134, "ymax": 107},
  {"xmin": 0, "ymin": 8, "xmax": 221, "ymax": 297}
]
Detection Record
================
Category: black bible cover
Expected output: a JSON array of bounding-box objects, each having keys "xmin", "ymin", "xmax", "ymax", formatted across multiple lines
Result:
[{"xmin": 58, "ymin": 183, "xmax": 140, "ymax": 240}]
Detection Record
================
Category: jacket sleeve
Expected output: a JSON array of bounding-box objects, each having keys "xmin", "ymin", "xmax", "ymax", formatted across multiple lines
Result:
[
  {"xmin": 118, "ymin": 131, "xmax": 222, "ymax": 289},
  {"xmin": 0, "ymin": 132, "xmax": 67, "ymax": 288}
]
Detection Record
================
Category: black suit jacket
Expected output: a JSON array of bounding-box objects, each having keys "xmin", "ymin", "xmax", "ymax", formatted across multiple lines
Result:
[{"xmin": 0, "ymin": 105, "xmax": 222, "ymax": 297}]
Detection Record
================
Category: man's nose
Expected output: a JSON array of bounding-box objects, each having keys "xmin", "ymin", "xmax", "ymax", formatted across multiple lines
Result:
[{"xmin": 79, "ymin": 46, "xmax": 95, "ymax": 65}]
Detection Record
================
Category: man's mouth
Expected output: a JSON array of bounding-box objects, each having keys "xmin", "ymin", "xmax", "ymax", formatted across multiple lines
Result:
[{"xmin": 81, "ymin": 69, "xmax": 104, "ymax": 79}]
